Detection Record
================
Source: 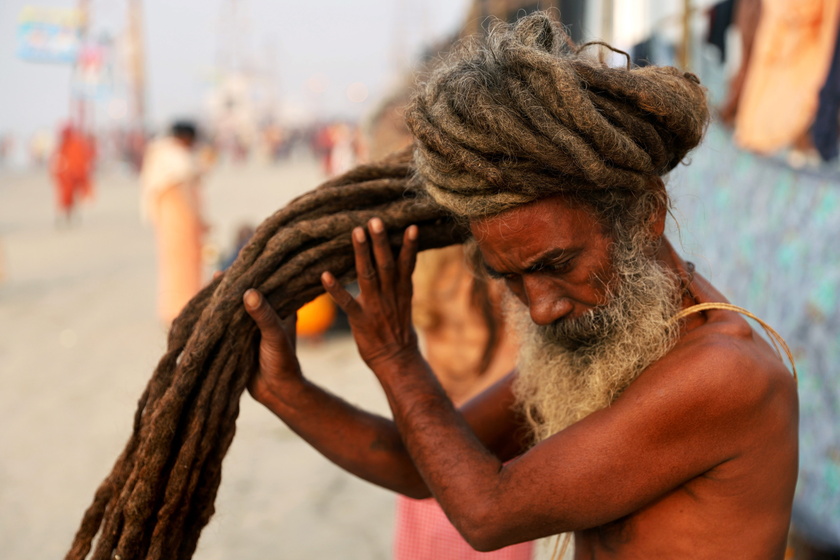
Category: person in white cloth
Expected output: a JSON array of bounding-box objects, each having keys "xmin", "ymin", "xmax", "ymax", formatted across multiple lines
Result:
[{"xmin": 140, "ymin": 121, "xmax": 208, "ymax": 325}]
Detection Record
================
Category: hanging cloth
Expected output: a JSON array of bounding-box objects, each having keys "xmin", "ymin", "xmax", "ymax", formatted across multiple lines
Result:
[
  {"xmin": 706, "ymin": 0, "xmax": 737, "ymax": 63},
  {"xmin": 719, "ymin": 0, "xmax": 762, "ymax": 125},
  {"xmin": 734, "ymin": 0, "xmax": 840, "ymax": 153},
  {"xmin": 811, "ymin": 19, "xmax": 840, "ymax": 161}
]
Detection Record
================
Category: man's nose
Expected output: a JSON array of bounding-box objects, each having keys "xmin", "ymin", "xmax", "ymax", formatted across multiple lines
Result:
[{"xmin": 522, "ymin": 275, "xmax": 573, "ymax": 326}]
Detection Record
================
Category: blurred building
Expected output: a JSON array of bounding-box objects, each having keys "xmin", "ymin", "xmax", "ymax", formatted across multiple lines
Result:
[{"xmin": 461, "ymin": 0, "xmax": 586, "ymax": 42}]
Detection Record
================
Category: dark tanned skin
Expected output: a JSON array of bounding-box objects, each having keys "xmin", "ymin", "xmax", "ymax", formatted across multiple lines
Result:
[{"xmin": 244, "ymin": 195, "xmax": 798, "ymax": 559}]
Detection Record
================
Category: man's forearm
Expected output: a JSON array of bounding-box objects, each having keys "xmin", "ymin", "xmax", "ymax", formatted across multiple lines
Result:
[
  {"xmin": 374, "ymin": 355, "xmax": 512, "ymax": 547},
  {"xmin": 256, "ymin": 376, "xmax": 432, "ymax": 498}
]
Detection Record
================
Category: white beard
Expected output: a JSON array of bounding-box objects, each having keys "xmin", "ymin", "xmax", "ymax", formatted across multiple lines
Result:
[{"xmin": 510, "ymin": 243, "xmax": 682, "ymax": 443}]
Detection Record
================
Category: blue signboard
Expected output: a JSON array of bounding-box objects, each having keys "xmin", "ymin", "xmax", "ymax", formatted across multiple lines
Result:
[{"xmin": 16, "ymin": 6, "xmax": 83, "ymax": 64}]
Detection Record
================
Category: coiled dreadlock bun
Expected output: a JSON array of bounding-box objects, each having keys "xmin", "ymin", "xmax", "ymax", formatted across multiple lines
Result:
[{"xmin": 406, "ymin": 12, "xmax": 710, "ymax": 219}]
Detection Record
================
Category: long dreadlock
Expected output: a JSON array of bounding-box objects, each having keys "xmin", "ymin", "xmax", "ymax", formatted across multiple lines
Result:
[{"xmin": 65, "ymin": 148, "xmax": 467, "ymax": 560}]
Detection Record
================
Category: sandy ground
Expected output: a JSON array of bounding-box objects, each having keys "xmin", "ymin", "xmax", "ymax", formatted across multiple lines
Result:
[{"xmin": 0, "ymin": 156, "xmax": 398, "ymax": 559}]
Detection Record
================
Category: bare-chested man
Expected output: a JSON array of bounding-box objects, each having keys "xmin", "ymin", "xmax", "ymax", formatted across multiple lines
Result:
[{"xmin": 242, "ymin": 13, "xmax": 798, "ymax": 559}]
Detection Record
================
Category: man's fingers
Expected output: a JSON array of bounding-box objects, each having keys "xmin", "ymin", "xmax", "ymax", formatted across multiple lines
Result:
[
  {"xmin": 368, "ymin": 218, "xmax": 396, "ymax": 291},
  {"xmin": 352, "ymin": 226, "xmax": 379, "ymax": 293},
  {"xmin": 321, "ymin": 272, "xmax": 362, "ymax": 318},
  {"xmin": 279, "ymin": 312, "xmax": 298, "ymax": 352},
  {"xmin": 243, "ymin": 289, "xmax": 293, "ymax": 356},
  {"xmin": 397, "ymin": 225, "xmax": 419, "ymax": 302},
  {"xmin": 398, "ymin": 225, "xmax": 419, "ymax": 279}
]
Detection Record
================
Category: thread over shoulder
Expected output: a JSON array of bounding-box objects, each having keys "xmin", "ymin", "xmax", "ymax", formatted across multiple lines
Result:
[{"xmin": 405, "ymin": 12, "xmax": 710, "ymax": 219}]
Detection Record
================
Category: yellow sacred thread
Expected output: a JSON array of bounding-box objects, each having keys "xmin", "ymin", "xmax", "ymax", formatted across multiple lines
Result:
[{"xmin": 672, "ymin": 302, "xmax": 798, "ymax": 382}]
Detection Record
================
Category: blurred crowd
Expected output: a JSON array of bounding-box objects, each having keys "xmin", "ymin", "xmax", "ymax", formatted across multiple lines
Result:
[{"xmin": 0, "ymin": 118, "xmax": 366, "ymax": 174}]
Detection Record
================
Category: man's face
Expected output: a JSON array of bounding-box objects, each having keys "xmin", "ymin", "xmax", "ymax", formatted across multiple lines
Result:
[
  {"xmin": 470, "ymin": 195, "xmax": 618, "ymax": 349},
  {"xmin": 473, "ymin": 195, "xmax": 682, "ymax": 439}
]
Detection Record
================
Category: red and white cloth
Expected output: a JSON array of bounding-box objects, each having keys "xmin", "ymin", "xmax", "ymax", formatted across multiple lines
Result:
[{"xmin": 394, "ymin": 496, "xmax": 534, "ymax": 560}]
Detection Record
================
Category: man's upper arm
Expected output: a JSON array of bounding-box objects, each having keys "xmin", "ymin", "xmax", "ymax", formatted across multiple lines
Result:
[
  {"xmin": 460, "ymin": 371, "xmax": 530, "ymax": 462},
  {"xmin": 485, "ymin": 339, "xmax": 759, "ymax": 535}
]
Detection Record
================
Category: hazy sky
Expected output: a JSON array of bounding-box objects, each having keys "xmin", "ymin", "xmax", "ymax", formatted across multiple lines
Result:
[{"xmin": 0, "ymin": 0, "xmax": 471, "ymax": 139}]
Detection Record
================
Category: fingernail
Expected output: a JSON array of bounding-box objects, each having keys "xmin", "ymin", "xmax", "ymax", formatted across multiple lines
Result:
[
  {"xmin": 370, "ymin": 218, "xmax": 383, "ymax": 233},
  {"xmin": 407, "ymin": 225, "xmax": 418, "ymax": 240},
  {"xmin": 244, "ymin": 289, "xmax": 260, "ymax": 309},
  {"xmin": 353, "ymin": 227, "xmax": 366, "ymax": 242},
  {"xmin": 321, "ymin": 271, "xmax": 334, "ymax": 287}
]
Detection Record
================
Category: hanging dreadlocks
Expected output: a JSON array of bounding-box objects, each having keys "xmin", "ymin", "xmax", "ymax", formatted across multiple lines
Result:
[
  {"xmin": 67, "ymin": 11, "xmax": 710, "ymax": 560},
  {"xmin": 65, "ymin": 148, "xmax": 467, "ymax": 560}
]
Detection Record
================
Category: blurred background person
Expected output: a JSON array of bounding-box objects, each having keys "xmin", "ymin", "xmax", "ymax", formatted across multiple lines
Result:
[
  {"xmin": 140, "ymin": 120, "xmax": 209, "ymax": 326},
  {"xmin": 50, "ymin": 123, "xmax": 95, "ymax": 226},
  {"xmin": 0, "ymin": 133, "xmax": 13, "ymax": 168},
  {"xmin": 28, "ymin": 128, "xmax": 54, "ymax": 168},
  {"xmin": 394, "ymin": 244, "xmax": 532, "ymax": 560},
  {"xmin": 367, "ymin": 86, "xmax": 533, "ymax": 560}
]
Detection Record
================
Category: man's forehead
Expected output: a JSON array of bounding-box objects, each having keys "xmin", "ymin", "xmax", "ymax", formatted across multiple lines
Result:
[
  {"xmin": 469, "ymin": 196, "xmax": 599, "ymax": 241},
  {"xmin": 468, "ymin": 197, "xmax": 609, "ymax": 268}
]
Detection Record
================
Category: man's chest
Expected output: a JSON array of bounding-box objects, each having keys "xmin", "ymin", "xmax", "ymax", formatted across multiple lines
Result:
[{"xmin": 571, "ymin": 477, "xmax": 745, "ymax": 559}]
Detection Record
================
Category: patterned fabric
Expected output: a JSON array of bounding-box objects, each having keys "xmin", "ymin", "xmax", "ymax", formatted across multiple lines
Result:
[
  {"xmin": 393, "ymin": 496, "xmax": 534, "ymax": 560},
  {"xmin": 668, "ymin": 123, "xmax": 840, "ymax": 549}
]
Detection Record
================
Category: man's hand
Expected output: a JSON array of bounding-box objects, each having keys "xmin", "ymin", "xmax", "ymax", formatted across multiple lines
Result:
[
  {"xmin": 243, "ymin": 289, "xmax": 301, "ymax": 404},
  {"xmin": 321, "ymin": 217, "xmax": 421, "ymax": 374}
]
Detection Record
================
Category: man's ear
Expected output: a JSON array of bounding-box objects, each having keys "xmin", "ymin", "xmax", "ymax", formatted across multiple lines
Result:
[
  {"xmin": 651, "ymin": 205, "xmax": 666, "ymax": 239},
  {"xmin": 649, "ymin": 177, "xmax": 667, "ymax": 239}
]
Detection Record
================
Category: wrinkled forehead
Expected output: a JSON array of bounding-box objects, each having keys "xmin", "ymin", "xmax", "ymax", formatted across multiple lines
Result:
[
  {"xmin": 468, "ymin": 195, "xmax": 604, "ymax": 243},
  {"xmin": 468, "ymin": 196, "xmax": 612, "ymax": 266}
]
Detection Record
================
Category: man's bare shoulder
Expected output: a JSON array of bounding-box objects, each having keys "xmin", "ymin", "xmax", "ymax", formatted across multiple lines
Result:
[
  {"xmin": 661, "ymin": 270, "xmax": 798, "ymax": 411},
  {"xmin": 678, "ymin": 307, "xmax": 794, "ymax": 392},
  {"xmin": 637, "ymin": 306, "xmax": 798, "ymax": 444}
]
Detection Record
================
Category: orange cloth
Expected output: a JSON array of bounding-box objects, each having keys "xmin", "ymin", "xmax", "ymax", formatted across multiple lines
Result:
[
  {"xmin": 51, "ymin": 129, "xmax": 93, "ymax": 212},
  {"xmin": 54, "ymin": 176, "xmax": 79, "ymax": 211},
  {"xmin": 296, "ymin": 293, "xmax": 336, "ymax": 337},
  {"xmin": 151, "ymin": 186, "xmax": 203, "ymax": 323},
  {"xmin": 141, "ymin": 137, "xmax": 205, "ymax": 323},
  {"xmin": 735, "ymin": 0, "xmax": 840, "ymax": 152}
]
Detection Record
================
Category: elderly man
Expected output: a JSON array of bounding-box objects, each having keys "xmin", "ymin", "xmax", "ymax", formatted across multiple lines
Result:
[{"xmin": 243, "ymin": 14, "xmax": 798, "ymax": 559}]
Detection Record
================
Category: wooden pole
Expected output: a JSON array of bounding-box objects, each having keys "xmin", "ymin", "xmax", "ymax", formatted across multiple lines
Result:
[
  {"xmin": 680, "ymin": 0, "xmax": 692, "ymax": 69},
  {"xmin": 127, "ymin": 0, "xmax": 147, "ymax": 132},
  {"xmin": 601, "ymin": 0, "xmax": 614, "ymax": 45},
  {"xmin": 73, "ymin": 0, "xmax": 90, "ymax": 131}
]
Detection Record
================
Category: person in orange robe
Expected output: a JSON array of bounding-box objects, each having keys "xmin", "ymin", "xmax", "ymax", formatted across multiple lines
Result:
[
  {"xmin": 140, "ymin": 121, "xmax": 208, "ymax": 325},
  {"xmin": 51, "ymin": 124, "xmax": 94, "ymax": 225}
]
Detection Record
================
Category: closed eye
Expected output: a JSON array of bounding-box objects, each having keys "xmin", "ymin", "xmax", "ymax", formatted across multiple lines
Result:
[
  {"xmin": 484, "ymin": 266, "xmax": 516, "ymax": 281},
  {"xmin": 528, "ymin": 256, "xmax": 574, "ymax": 276},
  {"xmin": 483, "ymin": 257, "xmax": 573, "ymax": 281}
]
